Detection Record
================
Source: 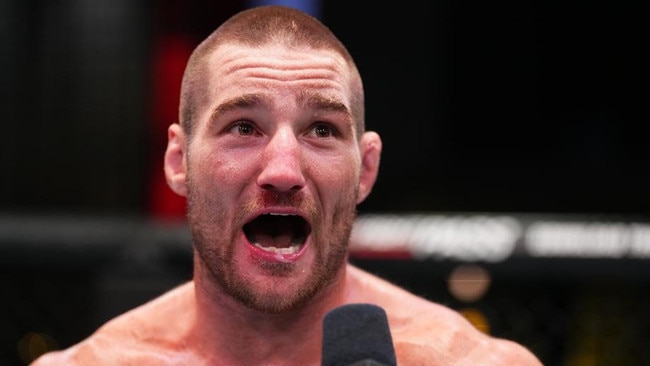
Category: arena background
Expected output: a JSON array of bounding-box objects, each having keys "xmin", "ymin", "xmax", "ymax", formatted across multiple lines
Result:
[{"xmin": 1, "ymin": 1, "xmax": 646, "ymax": 365}]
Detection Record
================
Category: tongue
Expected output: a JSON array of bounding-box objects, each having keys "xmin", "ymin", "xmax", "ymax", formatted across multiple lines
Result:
[{"xmin": 245, "ymin": 214, "xmax": 308, "ymax": 249}]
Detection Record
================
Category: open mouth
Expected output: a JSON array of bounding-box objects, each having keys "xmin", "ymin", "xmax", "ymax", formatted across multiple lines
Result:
[{"xmin": 243, "ymin": 213, "xmax": 311, "ymax": 254}]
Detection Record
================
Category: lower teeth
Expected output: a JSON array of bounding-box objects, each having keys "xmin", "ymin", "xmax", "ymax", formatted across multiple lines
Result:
[{"xmin": 254, "ymin": 243, "xmax": 300, "ymax": 255}]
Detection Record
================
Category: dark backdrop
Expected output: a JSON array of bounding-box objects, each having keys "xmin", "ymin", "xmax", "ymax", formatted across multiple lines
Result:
[
  {"xmin": 1, "ymin": 0, "xmax": 646, "ymax": 216},
  {"xmin": 1, "ymin": 1, "xmax": 647, "ymax": 365}
]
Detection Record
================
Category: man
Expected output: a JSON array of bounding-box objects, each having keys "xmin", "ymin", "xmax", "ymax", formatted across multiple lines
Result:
[{"xmin": 32, "ymin": 5, "xmax": 542, "ymax": 365}]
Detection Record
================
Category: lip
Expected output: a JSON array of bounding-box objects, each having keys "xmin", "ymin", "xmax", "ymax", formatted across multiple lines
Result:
[
  {"xmin": 245, "ymin": 233, "xmax": 310, "ymax": 263},
  {"xmin": 242, "ymin": 207, "xmax": 311, "ymax": 263},
  {"xmin": 244, "ymin": 207, "xmax": 307, "ymax": 222}
]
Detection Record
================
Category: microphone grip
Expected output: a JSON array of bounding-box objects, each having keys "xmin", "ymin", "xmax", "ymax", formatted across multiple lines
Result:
[
  {"xmin": 321, "ymin": 303, "xmax": 397, "ymax": 366},
  {"xmin": 348, "ymin": 359, "xmax": 390, "ymax": 366}
]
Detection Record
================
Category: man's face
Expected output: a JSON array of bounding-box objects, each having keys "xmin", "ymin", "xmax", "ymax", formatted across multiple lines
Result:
[{"xmin": 169, "ymin": 43, "xmax": 379, "ymax": 313}]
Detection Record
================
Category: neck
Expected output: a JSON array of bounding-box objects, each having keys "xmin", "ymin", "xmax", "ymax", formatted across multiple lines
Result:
[{"xmin": 190, "ymin": 261, "xmax": 350, "ymax": 365}]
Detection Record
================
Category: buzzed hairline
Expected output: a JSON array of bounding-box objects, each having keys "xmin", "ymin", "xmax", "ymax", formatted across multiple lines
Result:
[{"xmin": 178, "ymin": 5, "xmax": 365, "ymax": 140}]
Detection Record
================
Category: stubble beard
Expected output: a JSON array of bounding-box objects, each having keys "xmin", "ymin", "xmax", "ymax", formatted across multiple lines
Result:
[{"xmin": 187, "ymin": 185, "xmax": 358, "ymax": 314}]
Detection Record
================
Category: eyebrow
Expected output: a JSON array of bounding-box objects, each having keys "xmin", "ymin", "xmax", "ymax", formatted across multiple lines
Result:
[
  {"xmin": 210, "ymin": 93, "xmax": 270, "ymax": 120},
  {"xmin": 297, "ymin": 91, "xmax": 351, "ymax": 116},
  {"xmin": 209, "ymin": 91, "xmax": 353, "ymax": 125}
]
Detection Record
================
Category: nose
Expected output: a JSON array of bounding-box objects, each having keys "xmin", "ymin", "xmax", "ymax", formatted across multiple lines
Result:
[{"xmin": 256, "ymin": 127, "xmax": 306, "ymax": 193}]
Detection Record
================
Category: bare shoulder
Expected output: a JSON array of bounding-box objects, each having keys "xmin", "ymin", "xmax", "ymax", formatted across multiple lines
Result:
[
  {"xmin": 30, "ymin": 282, "xmax": 197, "ymax": 366},
  {"xmin": 393, "ymin": 329, "xmax": 543, "ymax": 366},
  {"xmin": 346, "ymin": 265, "xmax": 543, "ymax": 366}
]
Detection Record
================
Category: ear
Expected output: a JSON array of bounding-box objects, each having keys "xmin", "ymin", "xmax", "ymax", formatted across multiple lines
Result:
[
  {"xmin": 164, "ymin": 123, "xmax": 188, "ymax": 197},
  {"xmin": 357, "ymin": 131, "xmax": 382, "ymax": 204}
]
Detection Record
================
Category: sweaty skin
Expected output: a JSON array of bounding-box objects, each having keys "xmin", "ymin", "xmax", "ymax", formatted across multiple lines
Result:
[
  {"xmin": 31, "ymin": 6, "xmax": 542, "ymax": 366},
  {"xmin": 31, "ymin": 265, "xmax": 541, "ymax": 366}
]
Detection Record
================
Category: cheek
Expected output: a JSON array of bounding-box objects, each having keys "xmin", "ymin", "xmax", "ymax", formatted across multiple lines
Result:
[
  {"xmin": 307, "ymin": 153, "xmax": 360, "ymax": 193},
  {"xmin": 188, "ymin": 151, "xmax": 240, "ymax": 199},
  {"xmin": 193, "ymin": 147, "xmax": 254, "ymax": 182}
]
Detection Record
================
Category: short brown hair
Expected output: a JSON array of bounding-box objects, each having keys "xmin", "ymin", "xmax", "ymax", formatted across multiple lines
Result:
[{"xmin": 178, "ymin": 5, "xmax": 365, "ymax": 139}]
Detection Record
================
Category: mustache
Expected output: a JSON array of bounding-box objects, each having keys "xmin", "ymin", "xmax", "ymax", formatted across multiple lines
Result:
[
  {"xmin": 259, "ymin": 190, "xmax": 305, "ymax": 207},
  {"xmin": 237, "ymin": 190, "xmax": 319, "ymax": 222}
]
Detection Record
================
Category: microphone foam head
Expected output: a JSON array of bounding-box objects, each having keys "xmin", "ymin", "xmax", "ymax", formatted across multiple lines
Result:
[{"xmin": 321, "ymin": 303, "xmax": 397, "ymax": 366}]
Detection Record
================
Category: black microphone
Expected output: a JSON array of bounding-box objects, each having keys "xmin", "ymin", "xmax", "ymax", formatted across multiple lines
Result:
[{"xmin": 321, "ymin": 303, "xmax": 397, "ymax": 366}]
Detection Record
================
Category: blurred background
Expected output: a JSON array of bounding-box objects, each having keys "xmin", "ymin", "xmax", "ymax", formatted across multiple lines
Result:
[{"xmin": 1, "ymin": 0, "xmax": 647, "ymax": 365}]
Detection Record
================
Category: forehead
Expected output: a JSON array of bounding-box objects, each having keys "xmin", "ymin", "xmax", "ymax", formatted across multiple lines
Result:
[{"xmin": 198, "ymin": 43, "xmax": 355, "ymax": 115}]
